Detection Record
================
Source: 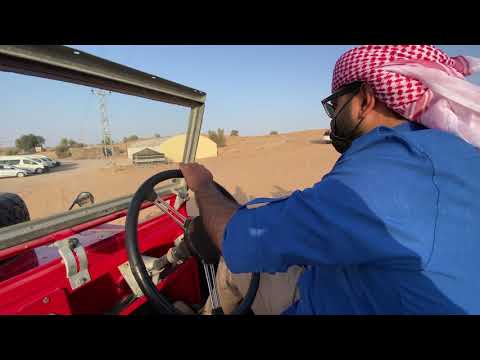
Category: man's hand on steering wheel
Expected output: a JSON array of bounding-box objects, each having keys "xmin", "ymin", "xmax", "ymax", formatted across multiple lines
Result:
[
  {"xmin": 179, "ymin": 163, "xmax": 239, "ymax": 252},
  {"xmin": 179, "ymin": 163, "xmax": 214, "ymax": 193}
]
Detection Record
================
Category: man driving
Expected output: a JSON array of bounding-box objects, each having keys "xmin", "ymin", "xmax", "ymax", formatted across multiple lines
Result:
[{"xmin": 180, "ymin": 45, "xmax": 480, "ymax": 315}]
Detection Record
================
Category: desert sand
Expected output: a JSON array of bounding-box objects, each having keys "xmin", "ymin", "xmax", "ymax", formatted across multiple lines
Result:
[{"xmin": 0, "ymin": 130, "xmax": 339, "ymax": 221}]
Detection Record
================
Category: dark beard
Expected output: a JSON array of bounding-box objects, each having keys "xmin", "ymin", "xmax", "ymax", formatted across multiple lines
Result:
[
  {"xmin": 329, "ymin": 129, "xmax": 351, "ymax": 154},
  {"xmin": 329, "ymin": 104, "xmax": 359, "ymax": 154}
]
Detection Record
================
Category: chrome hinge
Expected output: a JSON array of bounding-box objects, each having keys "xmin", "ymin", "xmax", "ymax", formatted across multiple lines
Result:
[
  {"xmin": 51, "ymin": 237, "xmax": 91, "ymax": 290},
  {"xmin": 118, "ymin": 256, "xmax": 162, "ymax": 298}
]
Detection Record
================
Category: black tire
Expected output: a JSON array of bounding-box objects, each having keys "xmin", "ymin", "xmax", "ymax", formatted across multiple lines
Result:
[
  {"xmin": 0, "ymin": 193, "xmax": 34, "ymax": 274},
  {"xmin": 0, "ymin": 192, "xmax": 30, "ymax": 228},
  {"xmin": 17, "ymin": 172, "xmax": 25, "ymax": 178},
  {"xmin": 36, "ymin": 168, "xmax": 43, "ymax": 174}
]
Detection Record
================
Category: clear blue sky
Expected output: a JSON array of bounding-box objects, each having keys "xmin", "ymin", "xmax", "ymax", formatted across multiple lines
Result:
[{"xmin": 1, "ymin": 45, "xmax": 480, "ymax": 147}]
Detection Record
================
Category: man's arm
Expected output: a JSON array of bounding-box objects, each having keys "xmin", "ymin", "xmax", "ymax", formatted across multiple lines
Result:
[
  {"xmin": 181, "ymin": 138, "xmax": 436, "ymax": 274},
  {"xmin": 194, "ymin": 183, "xmax": 239, "ymax": 250},
  {"xmin": 220, "ymin": 134, "xmax": 439, "ymax": 273},
  {"xmin": 180, "ymin": 163, "xmax": 239, "ymax": 251}
]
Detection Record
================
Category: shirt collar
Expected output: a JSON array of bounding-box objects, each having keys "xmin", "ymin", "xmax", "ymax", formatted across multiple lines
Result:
[{"xmin": 344, "ymin": 121, "xmax": 425, "ymax": 156}]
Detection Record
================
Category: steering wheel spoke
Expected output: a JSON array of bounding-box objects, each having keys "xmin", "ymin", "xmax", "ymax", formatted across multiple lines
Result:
[{"xmin": 152, "ymin": 196, "xmax": 188, "ymax": 230}]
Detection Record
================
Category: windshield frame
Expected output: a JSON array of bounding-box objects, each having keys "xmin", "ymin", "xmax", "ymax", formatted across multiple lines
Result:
[{"xmin": 0, "ymin": 45, "xmax": 206, "ymax": 250}]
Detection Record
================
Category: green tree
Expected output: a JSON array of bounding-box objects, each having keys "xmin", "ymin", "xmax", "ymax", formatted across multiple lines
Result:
[
  {"xmin": 154, "ymin": 133, "xmax": 161, "ymax": 138},
  {"xmin": 122, "ymin": 135, "xmax": 139, "ymax": 143},
  {"xmin": 55, "ymin": 138, "xmax": 84, "ymax": 158},
  {"xmin": 59, "ymin": 138, "xmax": 84, "ymax": 148},
  {"xmin": 269, "ymin": 131, "xmax": 279, "ymax": 135},
  {"xmin": 230, "ymin": 130, "xmax": 239, "ymax": 136},
  {"xmin": 208, "ymin": 128, "xmax": 226, "ymax": 147},
  {"xmin": 15, "ymin": 134, "xmax": 45, "ymax": 152}
]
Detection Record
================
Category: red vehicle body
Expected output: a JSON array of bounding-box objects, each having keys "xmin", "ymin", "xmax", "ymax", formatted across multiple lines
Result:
[{"xmin": 0, "ymin": 195, "xmax": 203, "ymax": 315}]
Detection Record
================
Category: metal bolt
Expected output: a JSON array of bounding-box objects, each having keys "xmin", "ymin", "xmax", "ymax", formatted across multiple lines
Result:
[{"xmin": 43, "ymin": 297, "xmax": 50, "ymax": 304}]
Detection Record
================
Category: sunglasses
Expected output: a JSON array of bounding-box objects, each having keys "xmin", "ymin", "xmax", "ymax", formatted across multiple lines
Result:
[{"xmin": 321, "ymin": 82, "xmax": 363, "ymax": 119}]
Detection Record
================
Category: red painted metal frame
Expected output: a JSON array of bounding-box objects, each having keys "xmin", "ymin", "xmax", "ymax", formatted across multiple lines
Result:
[
  {"xmin": 0, "ymin": 199, "xmax": 158, "ymax": 262},
  {"xmin": 0, "ymin": 195, "xmax": 203, "ymax": 315}
]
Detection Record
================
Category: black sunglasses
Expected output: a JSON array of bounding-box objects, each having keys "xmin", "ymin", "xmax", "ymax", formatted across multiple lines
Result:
[{"xmin": 321, "ymin": 82, "xmax": 363, "ymax": 119}]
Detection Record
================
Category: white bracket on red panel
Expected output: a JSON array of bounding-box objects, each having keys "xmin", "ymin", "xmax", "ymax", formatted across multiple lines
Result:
[{"xmin": 51, "ymin": 237, "xmax": 91, "ymax": 290}]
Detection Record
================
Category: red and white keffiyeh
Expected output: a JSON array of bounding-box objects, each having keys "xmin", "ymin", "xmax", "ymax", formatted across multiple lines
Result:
[{"xmin": 332, "ymin": 45, "xmax": 480, "ymax": 148}]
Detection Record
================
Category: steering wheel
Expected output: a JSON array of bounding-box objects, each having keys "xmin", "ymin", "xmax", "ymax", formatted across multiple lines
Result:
[{"xmin": 125, "ymin": 169, "xmax": 260, "ymax": 315}]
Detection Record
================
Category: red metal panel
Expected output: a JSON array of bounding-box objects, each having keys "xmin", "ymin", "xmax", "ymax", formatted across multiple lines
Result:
[
  {"xmin": 0, "ymin": 196, "xmax": 163, "ymax": 262},
  {"xmin": 16, "ymin": 288, "xmax": 72, "ymax": 315},
  {"xmin": 118, "ymin": 258, "xmax": 201, "ymax": 315},
  {"xmin": 0, "ymin": 196, "xmax": 203, "ymax": 315}
]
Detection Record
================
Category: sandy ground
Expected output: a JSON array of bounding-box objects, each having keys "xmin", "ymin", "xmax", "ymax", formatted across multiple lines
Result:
[{"xmin": 0, "ymin": 130, "xmax": 339, "ymax": 220}]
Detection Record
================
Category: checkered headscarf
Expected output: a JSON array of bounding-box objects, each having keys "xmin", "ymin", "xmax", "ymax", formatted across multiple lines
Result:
[{"xmin": 332, "ymin": 45, "xmax": 480, "ymax": 147}]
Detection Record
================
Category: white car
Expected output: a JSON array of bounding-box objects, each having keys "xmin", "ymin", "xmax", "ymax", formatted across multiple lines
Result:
[
  {"xmin": 322, "ymin": 131, "xmax": 332, "ymax": 144},
  {"xmin": 0, "ymin": 164, "xmax": 29, "ymax": 178},
  {"xmin": 9, "ymin": 165, "xmax": 36, "ymax": 175},
  {"xmin": 28, "ymin": 155, "xmax": 57, "ymax": 168},
  {"xmin": 27, "ymin": 157, "xmax": 52, "ymax": 169},
  {"xmin": 0, "ymin": 157, "xmax": 47, "ymax": 174}
]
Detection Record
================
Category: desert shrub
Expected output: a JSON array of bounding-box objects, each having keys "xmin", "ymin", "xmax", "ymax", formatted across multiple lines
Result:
[
  {"xmin": 6, "ymin": 148, "xmax": 19, "ymax": 155},
  {"xmin": 59, "ymin": 138, "xmax": 85, "ymax": 148},
  {"xmin": 55, "ymin": 144, "xmax": 71, "ymax": 158},
  {"xmin": 208, "ymin": 128, "xmax": 226, "ymax": 147},
  {"xmin": 123, "ymin": 135, "xmax": 139, "ymax": 143}
]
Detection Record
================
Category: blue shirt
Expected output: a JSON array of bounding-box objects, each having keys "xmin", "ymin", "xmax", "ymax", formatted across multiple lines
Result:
[{"xmin": 222, "ymin": 122, "xmax": 480, "ymax": 314}]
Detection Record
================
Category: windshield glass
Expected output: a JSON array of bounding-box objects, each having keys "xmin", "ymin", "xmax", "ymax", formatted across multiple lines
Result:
[{"xmin": 0, "ymin": 70, "xmax": 191, "ymax": 222}]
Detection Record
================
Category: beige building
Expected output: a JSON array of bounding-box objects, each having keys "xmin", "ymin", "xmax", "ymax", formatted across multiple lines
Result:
[{"xmin": 127, "ymin": 134, "xmax": 217, "ymax": 163}]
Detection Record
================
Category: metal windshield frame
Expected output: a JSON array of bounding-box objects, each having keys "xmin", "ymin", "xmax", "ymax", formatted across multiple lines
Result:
[{"xmin": 0, "ymin": 45, "xmax": 206, "ymax": 250}]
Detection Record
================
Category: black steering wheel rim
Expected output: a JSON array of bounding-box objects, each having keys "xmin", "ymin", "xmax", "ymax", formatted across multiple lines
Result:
[{"xmin": 125, "ymin": 169, "xmax": 259, "ymax": 315}]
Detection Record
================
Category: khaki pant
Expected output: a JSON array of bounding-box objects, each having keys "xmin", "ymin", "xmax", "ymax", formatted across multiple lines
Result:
[{"xmin": 202, "ymin": 257, "xmax": 304, "ymax": 315}]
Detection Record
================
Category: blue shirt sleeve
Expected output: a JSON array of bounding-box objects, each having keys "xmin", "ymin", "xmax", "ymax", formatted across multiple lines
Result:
[{"xmin": 222, "ymin": 128, "xmax": 439, "ymax": 273}]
